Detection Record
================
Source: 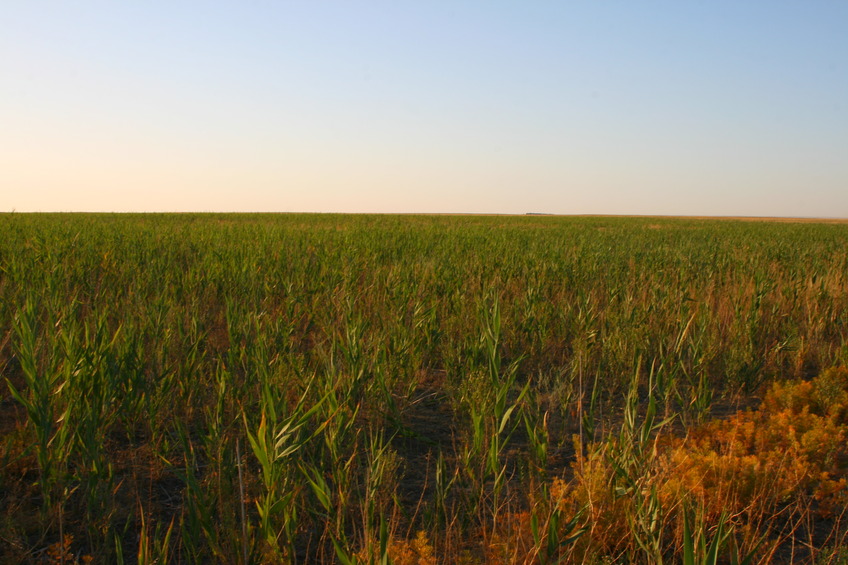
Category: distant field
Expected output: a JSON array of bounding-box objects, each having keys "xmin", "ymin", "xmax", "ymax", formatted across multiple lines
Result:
[{"xmin": 2, "ymin": 214, "xmax": 847, "ymax": 563}]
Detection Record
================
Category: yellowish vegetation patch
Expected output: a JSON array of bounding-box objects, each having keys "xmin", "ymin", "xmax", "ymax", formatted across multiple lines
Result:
[{"xmin": 555, "ymin": 367, "xmax": 848, "ymax": 560}]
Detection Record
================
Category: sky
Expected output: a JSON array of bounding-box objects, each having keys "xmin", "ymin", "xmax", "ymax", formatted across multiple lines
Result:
[{"xmin": 2, "ymin": 2, "xmax": 847, "ymax": 216}]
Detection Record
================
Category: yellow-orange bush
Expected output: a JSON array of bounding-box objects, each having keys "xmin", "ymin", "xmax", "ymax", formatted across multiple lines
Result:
[
  {"xmin": 558, "ymin": 367, "xmax": 848, "ymax": 559},
  {"xmin": 356, "ymin": 530, "xmax": 437, "ymax": 565},
  {"xmin": 389, "ymin": 531, "xmax": 438, "ymax": 565},
  {"xmin": 662, "ymin": 367, "xmax": 848, "ymax": 518}
]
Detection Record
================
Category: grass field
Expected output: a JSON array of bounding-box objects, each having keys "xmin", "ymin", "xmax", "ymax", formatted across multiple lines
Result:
[{"xmin": 2, "ymin": 213, "xmax": 848, "ymax": 563}]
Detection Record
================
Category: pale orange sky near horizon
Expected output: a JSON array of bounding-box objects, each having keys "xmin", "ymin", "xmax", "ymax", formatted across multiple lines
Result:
[{"xmin": 2, "ymin": 2, "xmax": 847, "ymax": 217}]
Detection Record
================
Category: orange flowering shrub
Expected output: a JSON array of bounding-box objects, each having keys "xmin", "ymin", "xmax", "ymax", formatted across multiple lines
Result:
[
  {"xmin": 662, "ymin": 367, "xmax": 848, "ymax": 519},
  {"xmin": 558, "ymin": 367, "xmax": 848, "ymax": 559},
  {"xmin": 355, "ymin": 530, "xmax": 437, "ymax": 565}
]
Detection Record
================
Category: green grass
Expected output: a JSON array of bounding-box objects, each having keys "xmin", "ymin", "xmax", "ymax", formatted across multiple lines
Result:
[{"xmin": 1, "ymin": 213, "xmax": 847, "ymax": 563}]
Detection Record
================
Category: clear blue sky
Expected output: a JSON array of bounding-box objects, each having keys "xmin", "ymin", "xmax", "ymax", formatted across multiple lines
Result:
[{"xmin": 3, "ymin": 2, "xmax": 847, "ymax": 216}]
